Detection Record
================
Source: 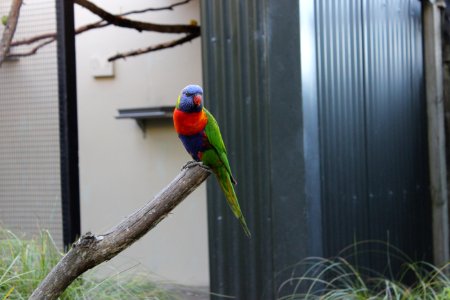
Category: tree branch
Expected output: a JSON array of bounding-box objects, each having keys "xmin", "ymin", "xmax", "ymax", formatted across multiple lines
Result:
[
  {"xmin": 11, "ymin": 20, "xmax": 108, "ymax": 47},
  {"xmin": 8, "ymin": 0, "xmax": 199, "ymax": 60},
  {"xmin": 119, "ymin": 0, "xmax": 192, "ymax": 15},
  {"xmin": 0, "ymin": 0, "xmax": 23, "ymax": 66},
  {"xmin": 108, "ymin": 32, "xmax": 200, "ymax": 61},
  {"xmin": 11, "ymin": 32, "xmax": 55, "ymax": 47},
  {"xmin": 29, "ymin": 164, "xmax": 211, "ymax": 300},
  {"xmin": 8, "ymin": 38, "xmax": 55, "ymax": 58},
  {"xmin": 11, "ymin": 0, "xmax": 194, "ymax": 47},
  {"xmin": 74, "ymin": 0, "xmax": 200, "ymax": 34}
]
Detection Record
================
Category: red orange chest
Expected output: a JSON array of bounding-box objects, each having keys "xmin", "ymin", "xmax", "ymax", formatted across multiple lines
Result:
[{"xmin": 173, "ymin": 109, "xmax": 208, "ymax": 136}]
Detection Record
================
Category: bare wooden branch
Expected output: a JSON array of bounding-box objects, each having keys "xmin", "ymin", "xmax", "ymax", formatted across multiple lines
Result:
[
  {"xmin": 8, "ymin": 0, "xmax": 199, "ymax": 60},
  {"xmin": 29, "ymin": 164, "xmax": 211, "ymax": 300},
  {"xmin": 11, "ymin": 0, "xmax": 194, "ymax": 47},
  {"xmin": 0, "ymin": 0, "xmax": 23, "ymax": 66},
  {"xmin": 8, "ymin": 38, "xmax": 55, "ymax": 58},
  {"xmin": 74, "ymin": 0, "xmax": 200, "ymax": 34},
  {"xmin": 11, "ymin": 32, "xmax": 55, "ymax": 47},
  {"xmin": 10, "ymin": 20, "xmax": 108, "ymax": 48},
  {"xmin": 108, "ymin": 32, "xmax": 200, "ymax": 61},
  {"xmin": 120, "ymin": 0, "xmax": 192, "ymax": 15}
]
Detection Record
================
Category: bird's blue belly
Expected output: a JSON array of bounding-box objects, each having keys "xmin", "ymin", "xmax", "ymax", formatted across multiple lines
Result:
[{"xmin": 178, "ymin": 132, "xmax": 210, "ymax": 161}]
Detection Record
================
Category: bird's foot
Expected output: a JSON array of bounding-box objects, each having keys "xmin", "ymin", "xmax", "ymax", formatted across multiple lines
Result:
[
  {"xmin": 182, "ymin": 160, "xmax": 199, "ymax": 170},
  {"xmin": 182, "ymin": 160, "xmax": 211, "ymax": 172}
]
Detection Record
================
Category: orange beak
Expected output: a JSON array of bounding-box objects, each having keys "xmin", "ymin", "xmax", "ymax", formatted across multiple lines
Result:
[{"xmin": 193, "ymin": 94, "xmax": 202, "ymax": 106}]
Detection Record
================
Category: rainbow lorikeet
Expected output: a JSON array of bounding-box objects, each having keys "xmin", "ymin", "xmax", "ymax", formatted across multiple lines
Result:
[{"xmin": 173, "ymin": 84, "xmax": 251, "ymax": 237}]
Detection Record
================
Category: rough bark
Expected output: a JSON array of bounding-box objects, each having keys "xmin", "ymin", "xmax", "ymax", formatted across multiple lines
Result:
[
  {"xmin": 0, "ymin": 0, "xmax": 23, "ymax": 66},
  {"xmin": 29, "ymin": 164, "xmax": 210, "ymax": 300}
]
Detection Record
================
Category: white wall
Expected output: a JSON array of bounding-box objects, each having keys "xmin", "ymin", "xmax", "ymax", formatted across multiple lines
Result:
[{"xmin": 75, "ymin": 0, "xmax": 208, "ymax": 286}]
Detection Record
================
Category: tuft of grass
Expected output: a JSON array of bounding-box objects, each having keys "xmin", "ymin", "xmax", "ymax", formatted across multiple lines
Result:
[
  {"xmin": 0, "ymin": 229, "xmax": 66, "ymax": 299},
  {"xmin": 277, "ymin": 241, "xmax": 449, "ymax": 300},
  {"xmin": 0, "ymin": 229, "xmax": 179, "ymax": 299}
]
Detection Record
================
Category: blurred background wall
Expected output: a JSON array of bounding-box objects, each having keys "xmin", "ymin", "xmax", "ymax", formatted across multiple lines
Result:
[{"xmin": 75, "ymin": 0, "xmax": 208, "ymax": 287}]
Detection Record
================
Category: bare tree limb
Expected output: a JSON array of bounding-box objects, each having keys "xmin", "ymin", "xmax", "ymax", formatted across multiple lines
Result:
[
  {"xmin": 0, "ymin": 0, "xmax": 23, "ymax": 66},
  {"xmin": 8, "ymin": 0, "xmax": 199, "ymax": 60},
  {"xmin": 11, "ymin": 32, "xmax": 55, "ymax": 47},
  {"xmin": 8, "ymin": 38, "xmax": 55, "ymax": 58},
  {"xmin": 120, "ymin": 0, "xmax": 192, "ymax": 15},
  {"xmin": 11, "ymin": 0, "xmax": 194, "ymax": 47},
  {"xmin": 108, "ymin": 32, "xmax": 200, "ymax": 61},
  {"xmin": 29, "ymin": 164, "xmax": 211, "ymax": 300},
  {"xmin": 10, "ymin": 30, "xmax": 200, "ymax": 61},
  {"xmin": 11, "ymin": 20, "xmax": 108, "ymax": 47},
  {"xmin": 74, "ymin": 0, "xmax": 200, "ymax": 34}
]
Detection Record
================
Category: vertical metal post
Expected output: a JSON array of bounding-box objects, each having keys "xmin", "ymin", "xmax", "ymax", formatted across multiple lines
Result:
[
  {"xmin": 56, "ymin": 0, "xmax": 80, "ymax": 247},
  {"xmin": 300, "ymin": 0, "xmax": 323, "ymax": 260},
  {"xmin": 423, "ymin": 0, "xmax": 449, "ymax": 267}
]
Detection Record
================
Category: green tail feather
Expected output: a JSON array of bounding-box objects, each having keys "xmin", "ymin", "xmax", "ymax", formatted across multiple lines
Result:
[{"xmin": 215, "ymin": 167, "xmax": 251, "ymax": 238}]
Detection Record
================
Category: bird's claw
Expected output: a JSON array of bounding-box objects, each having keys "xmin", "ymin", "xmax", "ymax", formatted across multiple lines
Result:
[
  {"xmin": 182, "ymin": 160, "xmax": 199, "ymax": 170},
  {"xmin": 181, "ymin": 160, "xmax": 211, "ymax": 172}
]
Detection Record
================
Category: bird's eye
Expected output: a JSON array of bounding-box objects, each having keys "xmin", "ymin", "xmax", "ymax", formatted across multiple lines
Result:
[{"xmin": 185, "ymin": 92, "xmax": 192, "ymax": 97}]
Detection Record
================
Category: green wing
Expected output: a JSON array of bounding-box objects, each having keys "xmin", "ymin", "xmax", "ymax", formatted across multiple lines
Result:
[
  {"xmin": 203, "ymin": 108, "xmax": 235, "ymax": 183},
  {"xmin": 203, "ymin": 108, "xmax": 250, "ymax": 237}
]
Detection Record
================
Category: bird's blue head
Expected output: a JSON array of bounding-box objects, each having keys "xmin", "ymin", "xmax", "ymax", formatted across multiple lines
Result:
[{"xmin": 177, "ymin": 84, "xmax": 203, "ymax": 113}]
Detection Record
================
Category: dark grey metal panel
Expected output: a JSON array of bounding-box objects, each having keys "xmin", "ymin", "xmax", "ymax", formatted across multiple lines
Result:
[
  {"xmin": 316, "ymin": 0, "xmax": 432, "ymax": 272},
  {"xmin": 316, "ymin": 0, "xmax": 370, "ymax": 258},
  {"xmin": 363, "ymin": 0, "xmax": 432, "ymax": 266},
  {"xmin": 267, "ymin": 0, "xmax": 320, "ymax": 296},
  {"xmin": 203, "ymin": 0, "xmax": 431, "ymax": 297},
  {"xmin": 201, "ymin": 1, "xmax": 274, "ymax": 299},
  {"xmin": 201, "ymin": 0, "xmax": 320, "ymax": 298},
  {"xmin": 301, "ymin": 0, "xmax": 324, "ymax": 261}
]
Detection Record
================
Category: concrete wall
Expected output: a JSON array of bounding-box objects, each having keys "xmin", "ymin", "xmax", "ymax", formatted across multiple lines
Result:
[{"xmin": 75, "ymin": 0, "xmax": 208, "ymax": 286}]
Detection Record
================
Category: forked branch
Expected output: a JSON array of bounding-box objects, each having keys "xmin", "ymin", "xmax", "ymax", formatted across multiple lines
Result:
[
  {"xmin": 11, "ymin": 0, "xmax": 195, "ymax": 47},
  {"xmin": 7, "ymin": 0, "xmax": 200, "ymax": 60}
]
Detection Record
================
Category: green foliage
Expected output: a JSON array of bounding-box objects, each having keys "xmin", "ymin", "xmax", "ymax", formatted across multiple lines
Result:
[
  {"xmin": 0, "ymin": 229, "xmax": 178, "ymax": 299},
  {"xmin": 277, "ymin": 242, "xmax": 450, "ymax": 300},
  {"xmin": 1, "ymin": 16, "xmax": 7, "ymax": 26}
]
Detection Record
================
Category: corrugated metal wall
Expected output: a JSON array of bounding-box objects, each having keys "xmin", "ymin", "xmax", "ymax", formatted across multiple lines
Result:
[
  {"xmin": 316, "ymin": 0, "xmax": 432, "ymax": 271},
  {"xmin": 202, "ymin": 0, "xmax": 432, "ymax": 297},
  {"xmin": 202, "ymin": 0, "xmax": 317, "ymax": 298},
  {"xmin": 0, "ymin": 0, "xmax": 63, "ymax": 247},
  {"xmin": 201, "ymin": 1, "xmax": 274, "ymax": 299}
]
